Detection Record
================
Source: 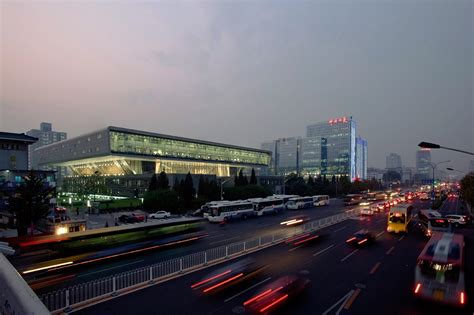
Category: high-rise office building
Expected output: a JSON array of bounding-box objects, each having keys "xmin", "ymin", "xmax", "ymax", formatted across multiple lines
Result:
[
  {"xmin": 386, "ymin": 153, "xmax": 402, "ymax": 170},
  {"xmin": 416, "ymin": 149, "xmax": 432, "ymax": 180},
  {"xmin": 26, "ymin": 122, "xmax": 67, "ymax": 175},
  {"xmin": 355, "ymin": 137, "xmax": 368, "ymax": 180},
  {"xmin": 263, "ymin": 116, "xmax": 366, "ymax": 180},
  {"xmin": 305, "ymin": 116, "xmax": 357, "ymax": 179}
]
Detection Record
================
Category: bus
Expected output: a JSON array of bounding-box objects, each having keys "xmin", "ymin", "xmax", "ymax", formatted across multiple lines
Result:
[
  {"xmin": 414, "ymin": 233, "xmax": 466, "ymax": 307},
  {"xmin": 286, "ymin": 197, "xmax": 314, "ymax": 210},
  {"xmin": 313, "ymin": 195, "xmax": 330, "ymax": 206},
  {"xmin": 417, "ymin": 210, "xmax": 451, "ymax": 237},
  {"xmin": 387, "ymin": 204, "xmax": 414, "ymax": 233},
  {"xmin": 271, "ymin": 195, "xmax": 299, "ymax": 208},
  {"xmin": 207, "ymin": 200, "xmax": 255, "ymax": 223},
  {"xmin": 249, "ymin": 198, "xmax": 285, "ymax": 216},
  {"xmin": 193, "ymin": 200, "xmax": 229, "ymax": 218},
  {"xmin": 344, "ymin": 194, "xmax": 363, "ymax": 206}
]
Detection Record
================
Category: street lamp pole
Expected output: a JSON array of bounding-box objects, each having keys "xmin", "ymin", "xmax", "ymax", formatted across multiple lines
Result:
[
  {"xmin": 418, "ymin": 142, "xmax": 474, "ymax": 156},
  {"xmin": 220, "ymin": 177, "xmax": 232, "ymax": 200},
  {"xmin": 425, "ymin": 160, "xmax": 450, "ymax": 207}
]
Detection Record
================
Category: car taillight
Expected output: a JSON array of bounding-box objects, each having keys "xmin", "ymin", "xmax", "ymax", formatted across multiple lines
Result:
[
  {"xmin": 460, "ymin": 292, "xmax": 465, "ymax": 305},
  {"xmin": 414, "ymin": 283, "xmax": 421, "ymax": 294}
]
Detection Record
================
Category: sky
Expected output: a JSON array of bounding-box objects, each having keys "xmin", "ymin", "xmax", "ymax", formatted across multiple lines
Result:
[{"xmin": 1, "ymin": 0, "xmax": 473, "ymax": 172}]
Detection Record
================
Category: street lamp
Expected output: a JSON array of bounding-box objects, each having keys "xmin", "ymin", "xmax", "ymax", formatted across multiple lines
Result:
[
  {"xmin": 447, "ymin": 167, "xmax": 474, "ymax": 177},
  {"xmin": 220, "ymin": 177, "xmax": 232, "ymax": 200},
  {"xmin": 418, "ymin": 142, "xmax": 474, "ymax": 156},
  {"xmin": 424, "ymin": 160, "xmax": 450, "ymax": 207}
]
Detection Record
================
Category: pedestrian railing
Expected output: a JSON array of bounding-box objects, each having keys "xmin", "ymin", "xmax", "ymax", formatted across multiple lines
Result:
[{"xmin": 40, "ymin": 209, "xmax": 360, "ymax": 313}]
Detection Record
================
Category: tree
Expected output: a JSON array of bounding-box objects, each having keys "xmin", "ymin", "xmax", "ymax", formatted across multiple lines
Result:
[
  {"xmin": 383, "ymin": 170, "xmax": 401, "ymax": 182},
  {"xmin": 198, "ymin": 175, "xmax": 206, "ymax": 197},
  {"xmin": 307, "ymin": 176, "xmax": 314, "ymax": 186},
  {"xmin": 9, "ymin": 171, "xmax": 56, "ymax": 236},
  {"xmin": 460, "ymin": 173, "xmax": 474, "ymax": 207},
  {"xmin": 250, "ymin": 168, "xmax": 257, "ymax": 185},
  {"xmin": 236, "ymin": 169, "xmax": 248, "ymax": 186},
  {"xmin": 148, "ymin": 173, "xmax": 158, "ymax": 191},
  {"xmin": 143, "ymin": 189, "xmax": 179, "ymax": 213},
  {"xmin": 181, "ymin": 172, "xmax": 195, "ymax": 208},
  {"xmin": 157, "ymin": 171, "xmax": 169, "ymax": 190},
  {"xmin": 224, "ymin": 185, "xmax": 271, "ymax": 200}
]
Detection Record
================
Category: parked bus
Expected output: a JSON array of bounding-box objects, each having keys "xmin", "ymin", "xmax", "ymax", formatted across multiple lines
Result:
[
  {"xmin": 286, "ymin": 197, "xmax": 314, "ymax": 210},
  {"xmin": 414, "ymin": 233, "xmax": 466, "ymax": 307},
  {"xmin": 344, "ymin": 194, "xmax": 363, "ymax": 206},
  {"xmin": 271, "ymin": 195, "xmax": 299, "ymax": 208},
  {"xmin": 249, "ymin": 198, "xmax": 285, "ymax": 216},
  {"xmin": 313, "ymin": 195, "xmax": 330, "ymax": 206},
  {"xmin": 193, "ymin": 200, "xmax": 229, "ymax": 218},
  {"xmin": 387, "ymin": 204, "xmax": 414, "ymax": 233},
  {"xmin": 207, "ymin": 200, "xmax": 255, "ymax": 223}
]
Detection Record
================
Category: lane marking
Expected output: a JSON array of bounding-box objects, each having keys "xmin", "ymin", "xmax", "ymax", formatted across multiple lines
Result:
[
  {"xmin": 78, "ymin": 260, "xmax": 144, "ymax": 277},
  {"xmin": 343, "ymin": 288, "xmax": 361, "ymax": 310},
  {"xmin": 313, "ymin": 244, "xmax": 335, "ymax": 257},
  {"xmin": 322, "ymin": 289, "xmax": 354, "ymax": 315},
  {"xmin": 376, "ymin": 231, "xmax": 384, "ymax": 238},
  {"xmin": 341, "ymin": 249, "xmax": 359, "ymax": 262},
  {"xmin": 288, "ymin": 245, "xmax": 304, "ymax": 252},
  {"xmin": 209, "ymin": 236, "xmax": 241, "ymax": 246},
  {"xmin": 398, "ymin": 235, "xmax": 405, "ymax": 241},
  {"xmin": 386, "ymin": 246, "xmax": 395, "ymax": 255},
  {"xmin": 333, "ymin": 226, "xmax": 347, "ymax": 233},
  {"xmin": 369, "ymin": 262, "xmax": 381, "ymax": 274},
  {"xmin": 224, "ymin": 277, "xmax": 272, "ymax": 302}
]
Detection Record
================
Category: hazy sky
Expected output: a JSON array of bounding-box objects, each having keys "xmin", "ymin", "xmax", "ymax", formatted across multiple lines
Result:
[{"xmin": 1, "ymin": 0, "xmax": 473, "ymax": 171}]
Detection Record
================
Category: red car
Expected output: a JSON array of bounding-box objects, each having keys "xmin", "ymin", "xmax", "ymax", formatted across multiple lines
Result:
[
  {"xmin": 243, "ymin": 275, "xmax": 310, "ymax": 314},
  {"xmin": 118, "ymin": 213, "xmax": 145, "ymax": 223}
]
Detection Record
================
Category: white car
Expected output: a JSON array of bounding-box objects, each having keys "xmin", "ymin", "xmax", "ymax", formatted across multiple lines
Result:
[
  {"xmin": 445, "ymin": 215, "xmax": 466, "ymax": 227},
  {"xmin": 360, "ymin": 207, "xmax": 374, "ymax": 216},
  {"xmin": 149, "ymin": 211, "xmax": 171, "ymax": 219}
]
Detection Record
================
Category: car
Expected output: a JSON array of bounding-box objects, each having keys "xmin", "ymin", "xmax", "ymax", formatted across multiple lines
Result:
[
  {"xmin": 280, "ymin": 215, "xmax": 310, "ymax": 226},
  {"xmin": 285, "ymin": 231, "xmax": 320, "ymax": 247},
  {"xmin": 360, "ymin": 207, "xmax": 374, "ymax": 216},
  {"xmin": 118, "ymin": 213, "xmax": 145, "ymax": 223},
  {"xmin": 149, "ymin": 211, "xmax": 171, "ymax": 219},
  {"xmin": 445, "ymin": 214, "xmax": 467, "ymax": 227},
  {"xmin": 377, "ymin": 203, "xmax": 385, "ymax": 212},
  {"xmin": 243, "ymin": 275, "xmax": 310, "ymax": 314},
  {"xmin": 346, "ymin": 230, "xmax": 375, "ymax": 246},
  {"xmin": 384, "ymin": 201, "xmax": 391, "ymax": 209},
  {"xmin": 191, "ymin": 258, "xmax": 267, "ymax": 294}
]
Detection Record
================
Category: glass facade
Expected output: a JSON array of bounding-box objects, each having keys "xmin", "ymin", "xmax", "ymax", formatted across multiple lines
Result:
[
  {"xmin": 110, "ymin": 130, "xmax": 270, "ymax": 166},
  {"xmin": 303, "ymin": 119, "xmax": 356, "ymax": 178}
]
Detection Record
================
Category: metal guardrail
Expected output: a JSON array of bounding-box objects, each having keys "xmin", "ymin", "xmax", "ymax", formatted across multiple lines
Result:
[{"xmin": 40, "ymin": 209, "xmax": 360, "ymax": 313}]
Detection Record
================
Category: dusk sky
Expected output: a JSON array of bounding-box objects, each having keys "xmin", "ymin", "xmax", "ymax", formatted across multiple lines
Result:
[{"xmin": 1, "ymin": 1, "xmax": 472, "ymax": 171}]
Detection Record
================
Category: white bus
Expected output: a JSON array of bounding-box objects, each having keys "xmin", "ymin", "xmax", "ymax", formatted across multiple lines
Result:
[
  {"xmin": 313, "ymin": 195, "xmax": 330, "ymax": 206},
  {"xmin": 287, "ymin": 197, "xmax": 314, "ymax": 210},
  {"xmin": 207, "ymin": 200, "xmax": 255, "ymax": 223},
  {"xmin": 194, "ymin": 200, "xmax": 229, "ymax": 218},
  {"xmin": 249, "ymin": 198, "xmax": 285, "ymax": 216},
  {"xmin": 271, "ymin": 194, "xmax": 299, "ymax": 207},
  {"xmin": 414, "ymin": 233, "xmax": 466, "ymax": 307}
]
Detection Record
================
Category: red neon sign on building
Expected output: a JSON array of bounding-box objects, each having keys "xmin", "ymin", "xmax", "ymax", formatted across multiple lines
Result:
[{"xmin": 328, "ymin": 116, "xmax": 349, "ymax": 125}]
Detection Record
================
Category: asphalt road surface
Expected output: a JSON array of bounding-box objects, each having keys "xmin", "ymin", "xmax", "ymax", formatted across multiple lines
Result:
[{"xmin": 73, "ymin": 198, "xmax": 474, "ymax": 315}]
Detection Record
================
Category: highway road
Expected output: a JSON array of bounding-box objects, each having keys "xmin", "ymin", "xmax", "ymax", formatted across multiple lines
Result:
[
  {"xmin": 73, "ymin": 198, "xmax": 474, "ymax": 315},
  {"xmin": 22, "ymin": 199, "xmax": 354, "ymax": 294}
]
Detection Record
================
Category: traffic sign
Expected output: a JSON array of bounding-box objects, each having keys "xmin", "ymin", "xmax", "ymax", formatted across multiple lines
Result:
[{"xmin": 421, "ymin": 179, "xmax": 434, "ymax": 185}]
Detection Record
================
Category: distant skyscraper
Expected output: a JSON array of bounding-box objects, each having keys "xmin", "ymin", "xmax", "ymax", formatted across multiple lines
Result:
[
  {"xmin": 386, "ymin": 153, "xmax": 402, "ymax": 170},
  {"xmin": 262, "ymin": 116, "xmax": 366, "ymax": 180},
  {"xmin": 26, "ymin": 122, "xmax": 67, "ymax": 173},
  {"xmin": 416, "ymin": 149, "xmax": 432, "ymax": 180},
  {"xmin": 470, "ymin": 160, "xmax": 474, "ymax": 172}
]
